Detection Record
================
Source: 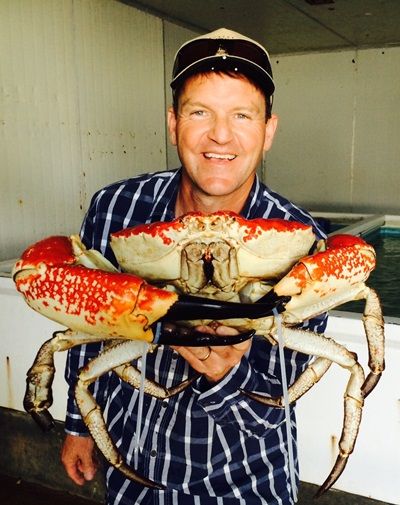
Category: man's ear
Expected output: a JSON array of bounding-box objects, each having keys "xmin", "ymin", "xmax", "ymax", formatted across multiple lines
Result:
[
  {"xmin": 167, "ymin": 107, "xmax": 177, "ymax": 146},
  {"xmin": 263, "ymin": 114, "xmax": 278, "ymax": 152}
]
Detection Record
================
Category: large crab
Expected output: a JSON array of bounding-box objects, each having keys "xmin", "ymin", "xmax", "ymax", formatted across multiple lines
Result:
[{"xmin": 12, "ymin": 211, "xmax": 384, "ymax": 496}]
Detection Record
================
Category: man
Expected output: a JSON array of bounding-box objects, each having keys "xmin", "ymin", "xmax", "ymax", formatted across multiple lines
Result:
[{"xmin": 61, "ymin": 28, "xmax": 327, "ymax": 504}]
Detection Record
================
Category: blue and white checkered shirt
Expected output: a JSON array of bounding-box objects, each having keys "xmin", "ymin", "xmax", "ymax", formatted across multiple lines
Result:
[{"xmin": 65, "ymin": 169, "xmax": 327, "ymax": 505}]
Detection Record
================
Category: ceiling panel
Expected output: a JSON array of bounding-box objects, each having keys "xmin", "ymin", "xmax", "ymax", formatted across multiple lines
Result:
[{"xmin": 120, "ymin": 0, "xmax": 400, "ymax": 54}]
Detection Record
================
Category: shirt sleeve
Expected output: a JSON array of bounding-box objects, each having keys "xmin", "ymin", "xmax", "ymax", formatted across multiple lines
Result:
[{"xmin": 192, "ymin": 313, "xmax": 328, "ymax": 438}]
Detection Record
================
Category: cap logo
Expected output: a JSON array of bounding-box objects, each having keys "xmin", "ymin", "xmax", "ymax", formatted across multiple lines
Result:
[{"xmin": 215, "ymin": 45, "xmax": 228, "ymax": 57}]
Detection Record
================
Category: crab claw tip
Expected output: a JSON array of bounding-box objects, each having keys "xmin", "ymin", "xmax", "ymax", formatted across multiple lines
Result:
[
  {"xmin": 156, "ymin": 326, "xmax": 255, "ymax": 347},
  {"xmin": 163, "ymin": 292, "xmax": 290, "ymax": 322},
  {"xmin": 28, "ymin": 409, "xmax": 55, "ymax": 432},
  {"xmin": 314, "ymin": 454, "xmax": 348, "ymax": 498}
]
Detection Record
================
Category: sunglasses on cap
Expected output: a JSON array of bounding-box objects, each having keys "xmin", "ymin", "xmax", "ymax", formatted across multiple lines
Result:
[{"xmin": 171, "ymin": 38, "xmax": 275, "ymax": 100}]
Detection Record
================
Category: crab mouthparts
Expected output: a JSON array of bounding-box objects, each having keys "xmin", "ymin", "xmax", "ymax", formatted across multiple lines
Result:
[{"xmin": 202, "ymin": 252, "xmax": 214, "ymax": 282}]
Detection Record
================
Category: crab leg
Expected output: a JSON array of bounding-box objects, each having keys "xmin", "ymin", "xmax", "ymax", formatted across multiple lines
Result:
[
  {"xmin": 24, "ymin": 322, "xmax": 245, "ymax": 431},
  {"xmin": 114, "ymin": 363, "xmax": 199, "ymax": 398},
  {"xmin": 316, "ymin": 361, "xmax": 365, "ymax": 497},
  {"xmin": 242, "ymin": 356, "xmax": 332, "ymax": 407},
  {"xmin": 24, "ymin": 329, "xmax": 106, "ymax": 431},
  {"xmin": 74, "ymin": 339, "xmax": 168, "ymax": 489},
  {"xmin": 243, "ymin": 326, "xmax": 365, "ymax": 496},
  {"xmin": 361, "ymin": 287, "xmax": 385, "ymax": 397},
  {"xmin": 286, "ymin": 328, "xmax": 364, "ymax": 499}
]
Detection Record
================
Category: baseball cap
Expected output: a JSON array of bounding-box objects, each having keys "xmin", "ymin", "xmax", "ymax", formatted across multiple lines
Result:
[{"xmin": 170, "ymin": 28, "xmax": 275, "ymax": 102}]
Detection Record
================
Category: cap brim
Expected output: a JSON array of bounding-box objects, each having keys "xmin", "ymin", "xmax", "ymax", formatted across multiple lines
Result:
[{"xmin": 170, "ymin": 54, "xmax": 275, "ymax": 97}]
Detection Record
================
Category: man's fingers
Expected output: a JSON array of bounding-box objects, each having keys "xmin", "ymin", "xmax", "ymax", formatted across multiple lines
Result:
[
  {"xmin": 77, "ymin": 454, "xmax": 97, "ymax": 481},
  {"xmin": 66, "ymin": 463, "xmax": 86, "ymax": 486},
  {"xmin": 171, "ymin": 322, "xmax": 252, "ymax": 382},
  {"xmin": 61, "ymin": 434, "xmax": 97, "ymax": 485},
  {"xmin": 214, "ymin": 325, "xmax": 239, "ymax": 336},
  {"xmin": 172, "ymin": 345, "xmax": 211, "ymax": 363},
  {"xmin": 63, "ymin": 453, "xmax": 86, "ymax": 485}
]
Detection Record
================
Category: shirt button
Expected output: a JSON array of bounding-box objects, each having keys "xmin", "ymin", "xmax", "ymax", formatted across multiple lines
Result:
[
  {"xmin": 150, "ymin": 449, "xmax": 157, "ymax": 457},
  {"xmin": 162, "ymin": 401, "xmax": 168, "ymax": 408}
]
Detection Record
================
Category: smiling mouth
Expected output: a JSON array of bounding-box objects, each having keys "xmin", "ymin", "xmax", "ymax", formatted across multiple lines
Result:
[{"xmin": 204, "ymin": 152, "xmax": 237, "ymax": 161}]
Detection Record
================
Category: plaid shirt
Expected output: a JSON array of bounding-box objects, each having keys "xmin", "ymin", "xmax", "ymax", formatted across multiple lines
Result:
[{"xmin": 65, "ymin": 169, "xmax": 327, "ymax": 505}]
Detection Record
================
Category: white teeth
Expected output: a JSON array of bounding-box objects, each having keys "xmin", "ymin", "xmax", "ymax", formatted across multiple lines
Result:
[{"xmin": 204, "ymin": 153, "xmax": 236, "ymax": 160}]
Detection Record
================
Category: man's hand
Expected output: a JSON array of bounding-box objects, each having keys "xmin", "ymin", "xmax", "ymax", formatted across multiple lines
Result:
[
  {"xmin": 61, "ymin": 433, "xmax": 98, "ymax": 485},
  {"xmin": 172, "ymin": 324, "xmax": 251, "ymax": 382}
]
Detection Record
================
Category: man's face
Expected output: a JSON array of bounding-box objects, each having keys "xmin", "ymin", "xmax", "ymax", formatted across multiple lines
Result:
[{"xmin": 168, "ymin": 72, "xmax": 277, "ymax": 199}]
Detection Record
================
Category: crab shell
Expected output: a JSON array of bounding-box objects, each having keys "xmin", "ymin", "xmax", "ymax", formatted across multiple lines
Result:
[{"xmin": 111, "ymin": 211, "xmax": 317, "ymax": 301}]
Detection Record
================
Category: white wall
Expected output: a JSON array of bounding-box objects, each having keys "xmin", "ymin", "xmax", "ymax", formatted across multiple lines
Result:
[
  {"xmin": 0, "ymin": 0, "xmax": 166, "ymax": 260},
  {"xmin": 265, "ymin": 47, "xmax": 400, "ymax": 215}
]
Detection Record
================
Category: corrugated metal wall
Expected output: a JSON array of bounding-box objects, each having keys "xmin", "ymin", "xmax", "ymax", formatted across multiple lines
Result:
[
  {"xmin": 1, "ymin": 0, "xmax": 166, "ymax": 260},
  {"xmin": 265, "ymin": 47, "xmax": 400, "ymax": 214}
]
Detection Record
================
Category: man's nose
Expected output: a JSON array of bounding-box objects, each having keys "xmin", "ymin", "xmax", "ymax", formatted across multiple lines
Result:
[{"xmin": 208, "ymin": 116, "xmax": 233, "ymax": 144}]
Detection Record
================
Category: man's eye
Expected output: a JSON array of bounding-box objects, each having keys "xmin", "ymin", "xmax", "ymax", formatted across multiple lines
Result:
[
  {"xmin": 191, "ymin": 110, "xmax": 206, "ymax": 117},
  {"xmin": 236, "ymin": 113, "xmax": 250, "ymax": 120}
]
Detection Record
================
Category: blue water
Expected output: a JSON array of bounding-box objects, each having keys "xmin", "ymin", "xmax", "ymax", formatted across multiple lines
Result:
[{"xmin": 338, "ymin": 228, "xmax": 400, "ymax": 318}]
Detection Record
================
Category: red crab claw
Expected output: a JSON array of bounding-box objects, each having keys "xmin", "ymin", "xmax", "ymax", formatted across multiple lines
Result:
[{"xmin": 157, "ymin": 292, "xmax": 291, "ymax": 346}]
